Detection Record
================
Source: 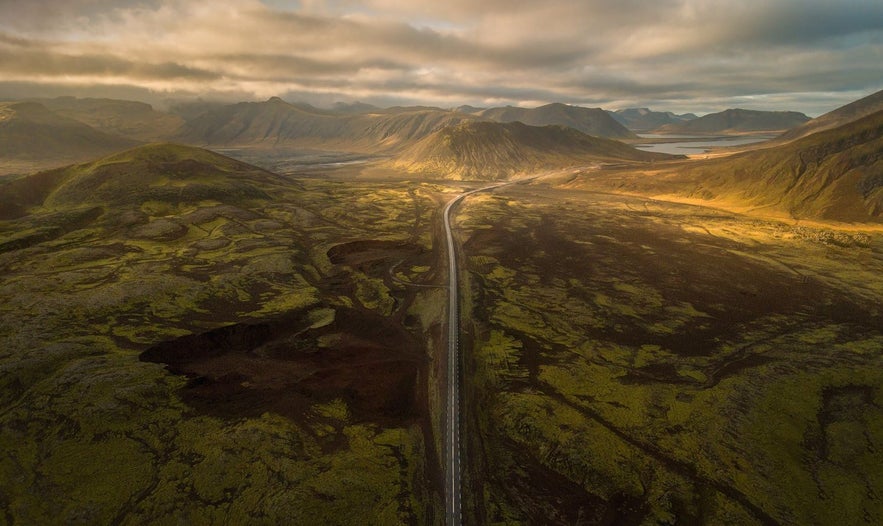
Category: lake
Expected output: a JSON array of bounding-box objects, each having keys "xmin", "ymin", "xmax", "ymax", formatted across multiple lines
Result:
[{"xmin": 634, "ymin": 133, "xmax": 778, "ymax": 155}]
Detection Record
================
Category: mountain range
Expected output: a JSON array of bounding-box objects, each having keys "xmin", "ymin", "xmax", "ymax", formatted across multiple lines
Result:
[
  {"xmin": 471, "ymin": 103, "xmax": 635, "ymax": 139},
  {"xmin": 608, "ymin": 108, "xmax": 697, "ymax": 132},
  {"xmin": 175, "ymin": 97, "xmax": 473, "ymax": 151},
  {"xmin": 576, "ymin": 92, "xmax": 883, "ymax": 222},
  {"xmin": 36, "ymin": 97, "xmax": 185, "ymax": 142},
  {"xmin": 0, "ymin": 101, "xmax": 139, "ymax": 174},
  {"xmin": 3, "ymin": 88, "xmax": 882, "ymax": 225},
  {"xmin": 656, "ymin": 108, "xmax": 811, "ymax": 134}
]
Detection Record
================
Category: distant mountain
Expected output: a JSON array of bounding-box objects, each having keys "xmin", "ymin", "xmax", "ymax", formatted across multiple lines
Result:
[
  {"xmin": 0, "ymin": 101, "xmax": 138, "ymax": 173},
  {"xmin": 657, "ymin": 109, "xmax": 810, "ymax": 134},
  {"xmin": 454, "ymin": 105, "xmax": 485, "ymax": 114},
  {"xmin": 177, "ymin": 97, "xmax": 473, "ymax": 152},
  {"xmin": 609, "ymin": 108, "xmax": 697, "ymax": 132},
  {"xmin": 331, "ymin": 101, "xmax": 381, "ymax": 114},
  {"xmin": 0, "ymin": 143, "xmax": 279, "ymax": 219},
  {"xmin": 615, "ymin": 109, "xmax": 883, "ymax": 222},
  {"xmin": 37, "ymin": 97, "xmax": 184, "ymax": 141},
  {"xmin": 166, "ymin": 99, "xmax": 230, "ymax": 121},
  {"xmin": 392, "ymin": 121, "xmax": 673, "ymax": 180},
  {"xmin": 477, "ymin": 103, "xmax": 636, "ymax": 139},
  {"xmin": 778, "ymin": 89, "xmax": 883, "ymax": 143}
]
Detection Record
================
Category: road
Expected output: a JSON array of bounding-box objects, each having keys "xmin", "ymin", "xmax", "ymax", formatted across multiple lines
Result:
[
  {"xmin": 442, "ymin": 190, "xmax": 464, "ymax": 526},
  {"xmin": 442, "ymin": 183, "xmax": 509, "ymax": 526}
]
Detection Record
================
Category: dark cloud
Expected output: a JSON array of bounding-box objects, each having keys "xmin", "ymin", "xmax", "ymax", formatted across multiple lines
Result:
[{"xmin": 0, "ymin": 0, "xmax": 880, "ymax": 115}]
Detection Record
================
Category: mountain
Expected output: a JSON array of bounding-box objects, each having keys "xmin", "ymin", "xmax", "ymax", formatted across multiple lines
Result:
[
  {"xmin": 657, "ymin": 108, "xmax": 810, "ymax": 134},
  {"xmin": 454, "ymin": 105, "xmax": 485, "ymax": 114},
  {"xmin": 391, "ymin": 121, "xmax": 674, "ymax": 180},
  {"xmin": 37, "ymin": 97, "xmax": 185, "ymax": 141},
  {"xmin": 477, "ymin": 103, "xmax": 636, "ymax": 139},
  {"xmin": 0, "ymin": 101, "xmax": 139, "ymax": 175},
  {"xmin": 176, "ymin": 97, "xmax": 474, "ymax": 152},
  {"xmin": 0, "ymin": 143, "xmax": 280, "ymax": 219},
  {"xmin": 778, "ymin": 88, "xmax": 883, "ymax": 143},
  {"xmin": 608, "ymin": 109, "xmax": 883, "ymax": 222},
  {"xmin": 609, "ymin": 107, "xmax": 697, "ymax": 132},
  {"xmin": 330, "ymin": 101, "xmax": 381, "ymax": 114}
]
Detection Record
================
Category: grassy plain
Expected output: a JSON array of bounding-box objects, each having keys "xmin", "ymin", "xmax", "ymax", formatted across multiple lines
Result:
[
  {"xmin": 0, "ymin": 149, "xmax": 458, "ymax": 525},
  {"xmin": 456, "ymin": 183, "xmax": 883, "ymax": 525}
]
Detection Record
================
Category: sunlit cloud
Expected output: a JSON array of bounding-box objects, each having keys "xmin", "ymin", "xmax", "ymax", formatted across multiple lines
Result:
[{"xmin": 0, "ymin": 0, "xmax": 881, "ymax": 114}]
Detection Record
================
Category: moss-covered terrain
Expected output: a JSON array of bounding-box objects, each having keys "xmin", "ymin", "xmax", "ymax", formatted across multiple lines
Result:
[
  {"xmin": 0, "ymin": 145, "xmax": 458, "ymax": 525},
  {"xmin": 456, "ymin": 184, "xmax": 883, "ymax": 525}
]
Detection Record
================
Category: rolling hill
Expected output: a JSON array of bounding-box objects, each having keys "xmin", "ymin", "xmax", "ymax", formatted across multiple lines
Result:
[
  {"xmin": 657, "ymin": 108, "xmax": 810, "ymax": 134},
  {"xmin": 609, "ymin": 107, "xmax": 697, "ymax": 132},
  {"xmin": 37, "ymin": 97, "xmax": 185, "ymax": 141},
  {"xmin": 477, "ymin": 103, "xmax": 635, "ymax": 139},
  {"xmin": 778, "ymin": 88, "xmax": 883, "ymax": 143},
  {"xmin": 0, "ymin": 101, "xmax": 139, "ymax": 174},
  {"xmin": 391, "ymin": 121, "xmax": 674, "ymax": 180},
  {"xmin": 600, "ymin": 109, "xmax": 883, "ymax": 222},
  {"xmin": 0, "ymin": 143, "xmax": 280, "ymax": 219}
]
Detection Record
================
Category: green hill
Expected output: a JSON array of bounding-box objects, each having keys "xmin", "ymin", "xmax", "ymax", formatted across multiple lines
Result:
[
  {"xmin": 0, "ymin": 143, "xmax": 279, "ymax": 219},
  {"xmin": 392, "ymin": 121, "xmax": 674, "ymax": 180}
]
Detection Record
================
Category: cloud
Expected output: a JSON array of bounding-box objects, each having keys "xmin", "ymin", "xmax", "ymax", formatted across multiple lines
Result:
[{"xmin": 0, "ymin": 0, "xmax": 881, "ymax": 114}]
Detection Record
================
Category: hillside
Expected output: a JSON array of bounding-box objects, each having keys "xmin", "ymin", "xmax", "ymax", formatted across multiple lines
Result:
[
  {"xmin": 609, "ymin": 107, "xmax": 697, "ymax": 131},
  {"xmin": 38, "ymin": 97, "xmax": 185, "ymax": 141},
  {"xmin": 0, "ymin": 102, "xmax": 138, "ymax": 174},
  {"xmin": 478, "ymin": 103, "xmax": 635, "ymax": 139},
  {"xmin": 392, "ymin": 121, "xmax": 674, "ymax": 180},
  {"xmin": 657, "ymin": 108, "xmax": 810, "ymax": 134},
  {"xmin": 177, "ymin": 97, "xmax": 473, "ymax": 151},
  {"xmin": 778, "ymin": 88, "xmax": 883, "ymax": 142},
  {"xmin": 598, "ymin": 110, "xmax": 883, "ymax": 222},
  {"xmin": 0, "ymin": 143, "xmax": 280, "ymax": 219}
]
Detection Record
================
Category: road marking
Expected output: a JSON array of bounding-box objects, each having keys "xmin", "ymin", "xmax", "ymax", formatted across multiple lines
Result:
[{"xmin": 443, "ymin": 182, "xmax": 514, "ymax": 526}]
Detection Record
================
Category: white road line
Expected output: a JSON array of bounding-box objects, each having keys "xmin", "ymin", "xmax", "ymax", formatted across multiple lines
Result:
[{"xmin": 443, "ymin": 182, "xmax": 513, "ymax": 526}]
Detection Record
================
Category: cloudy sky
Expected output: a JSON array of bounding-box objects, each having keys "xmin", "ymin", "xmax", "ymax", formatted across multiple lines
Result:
[{"xmin": 0, "ymin": 0, "xmax": 881, "ymax": 115}]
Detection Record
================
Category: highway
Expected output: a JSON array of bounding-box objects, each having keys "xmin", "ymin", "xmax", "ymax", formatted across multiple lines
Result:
[
  {"xmin": 442, "ymin": 190, "xmax": 464, "ymax": 526},
  {"xmin": 442, "ymin": 183, "xmax": 508, "ymax": 526}
]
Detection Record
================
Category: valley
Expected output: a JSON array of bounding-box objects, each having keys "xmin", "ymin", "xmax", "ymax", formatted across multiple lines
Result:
[
  {"xmin": 1, "ymin": 88, "xmax": 882, "ymax": 525},
  {"xmin": 454, "ymin": 182, "xmax": 883, "ymax": 524}
]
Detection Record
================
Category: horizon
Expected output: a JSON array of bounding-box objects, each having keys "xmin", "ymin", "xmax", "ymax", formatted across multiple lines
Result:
[
  {"xmin": 2, "ymin": 92, "xmax": 877, "ymax": 120},
  {"xmin": 1, "ymin": 1, "xmax": 882, "ymax": 117}
]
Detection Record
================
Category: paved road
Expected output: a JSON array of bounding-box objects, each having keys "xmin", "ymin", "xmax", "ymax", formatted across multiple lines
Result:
[
  {"xmin": 442, "ymin": 191, "xmax": 464, "ymax": 526},
  {"xmin": 442, "ymin": 183, "xmax": 509, "ymax": 526}
]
